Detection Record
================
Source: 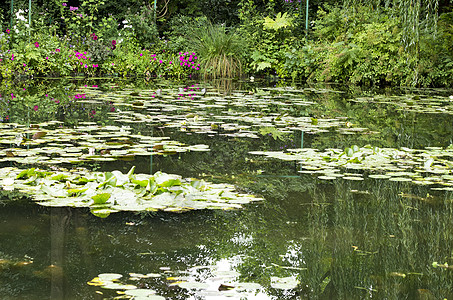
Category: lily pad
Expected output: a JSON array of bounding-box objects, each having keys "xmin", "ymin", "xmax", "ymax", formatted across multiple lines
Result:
[
  {"xmin": 270, "ymin": 276, "xmax": 299, "ymax": 289},
  {"xmin": 178, "ymin": 281, "xmax": 211, "ymax": 290},
  {"xmin": 0, "ymin": 167, "xmax": 263, "ymax": 217},
  {"xmin": 125, "ymin": 289, "xmax": 157, "ymax": 297}
]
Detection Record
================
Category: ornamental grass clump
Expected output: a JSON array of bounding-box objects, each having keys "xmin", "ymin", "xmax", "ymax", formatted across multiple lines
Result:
[{"xmin": 189, "ymin": 24, "xmax": 245, "ymax": 78}]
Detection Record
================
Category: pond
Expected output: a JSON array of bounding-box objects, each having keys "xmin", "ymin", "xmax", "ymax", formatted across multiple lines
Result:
[{"xmin": 1, "ymin": 78, "xmax": 453, "ymax": 299}]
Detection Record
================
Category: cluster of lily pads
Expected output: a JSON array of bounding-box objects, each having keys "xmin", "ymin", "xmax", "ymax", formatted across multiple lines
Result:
[
  {"xmin": 87, "ymin": 263, "xmax": 298, "ymax": 299},
  {"xmin": 0, "ymin": 166, "xmax": 264, "ymax": 217},
  {"xmin": 351, "ymin": 94, "xmax": 453, "ymax": 115},
  {"xmin": 0, "ymin": 121, "xmax": 209, "ymax": 166},
  {"xmin": 76, "ymin": 85, "xmax": 370, "ymax": 139},
  {"xmin": 250, "ymin": 145, "xmax": 453, "ymax": 189}
]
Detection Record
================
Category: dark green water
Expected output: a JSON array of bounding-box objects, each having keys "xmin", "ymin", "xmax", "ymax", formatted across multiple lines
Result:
[{"xmin": 1, "ymin": 78, "xmax": 453, "ymax": 299}]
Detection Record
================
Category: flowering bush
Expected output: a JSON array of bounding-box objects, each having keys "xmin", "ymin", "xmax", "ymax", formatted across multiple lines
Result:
[{"xmin": 0, "ymin": 4, "xmax": 202, "ymax": 80}]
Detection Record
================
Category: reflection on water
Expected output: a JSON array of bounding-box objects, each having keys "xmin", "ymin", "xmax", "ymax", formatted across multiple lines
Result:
[{"xmin": 0, "ymin": 78, "xmax": 452, "ymax": 299}]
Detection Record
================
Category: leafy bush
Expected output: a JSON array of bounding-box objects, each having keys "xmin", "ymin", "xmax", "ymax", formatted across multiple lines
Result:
[{"xmin": 285, "ymin": 5, "xmax": 453, "ymax": 87}]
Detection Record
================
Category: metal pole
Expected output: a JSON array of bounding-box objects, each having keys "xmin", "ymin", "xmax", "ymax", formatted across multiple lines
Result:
[
  {"xmin": 305, "ymin": 0, "xmax": 309, "ymax": 33},
  {"xmin": 10, "ymin": 0, "xmax": 13, "ymax": 29},
  {"xmin": 154, "ymin": 0, "xmax": 157, "ymax": 23},
  {"xmin": 28, "ymin": 0, "xmax": 31, "ymax": 42}
]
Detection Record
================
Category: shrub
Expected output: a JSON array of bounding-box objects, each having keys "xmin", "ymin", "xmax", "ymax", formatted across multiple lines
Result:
[{"xmin": 189, "ymin": 24, "xmax": 244, "ymax": 78}]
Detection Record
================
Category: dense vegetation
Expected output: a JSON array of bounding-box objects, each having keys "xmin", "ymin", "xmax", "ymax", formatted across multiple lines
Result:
[{"xmin": 0, "ymin": 0, "xmax": 452, "ymax": 86}]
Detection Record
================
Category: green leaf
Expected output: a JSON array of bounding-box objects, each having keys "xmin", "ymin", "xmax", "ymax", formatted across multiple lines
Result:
[
  {"xmin": 17, "ymin": 168, "xmax": 35, "ymax": 179},
  {"xmin": 67, "ymin": 188, "xmax": 88, "ymax": 196},
  {"xmin": 51, "ymin": 174, "xmax": 69, "ymax": 181},
  {"xmin": 191, "ymin": 180, "xmax": 207, "ymax": 191},
  {"xmin": 92, "ymin": 193, "xmax": 111, "ymax": 204},
  {"xmin": 146, "ymin": 178, "xmax": 158, "ymax": 194},
  {"xmin": 154, "ymin": 172, "xmax": 182, "ymax": 187},
  {"xmin": 256, "ymin": 61, "xmax": 272, "ymax": 71},
  {"xmin": 131, "ymin": 178, "xmax": 149, "ymax": 187},
  {"xmin": 263, "ymin": 12, "xmax": 293, "ymax": 30},
  {"xmin": 345, "ymin": 148, "xmax": 354, "ymax": 157},
  {"xmin": 90, "ymin": 208, "xmax": 113, "ymax": 218},
  {"xmin": 98, "ymin": 172, "xmax": 117, "ymax": 188}
]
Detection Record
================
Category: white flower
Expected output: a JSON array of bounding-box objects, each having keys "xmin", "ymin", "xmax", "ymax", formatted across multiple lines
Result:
[
  {"xmin": 124, "ymin": 25, "xmax": 132, "ymax": 28},
  {"xmin": 15, "ymin": 9, "xmax": 26, "ymax": 21},
  {"xmin": 122, "ymin": 20, "xmax": 128, "ymax": 24}
]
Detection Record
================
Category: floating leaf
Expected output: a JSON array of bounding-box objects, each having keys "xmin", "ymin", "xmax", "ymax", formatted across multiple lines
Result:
[
  {"xmin": 124, "ymin": 289, "xmax": 157, "ymax": 297},
  {"xmin": 98, "ymin": 273, "xmax": 123, "ymax": 281},
  {"xmin": 32, "ymin": 131, "xmax": 47, "ymax": 140},
  {"xmin": 270, "ymin": 276, "xmax": 299, "ymax": 289},
  {"xmin": 91, "ymin": 193, "xmax": 111, "ymax": 204},
  {"xmin": 178, "ymin": 281, "xmax": 210, "ymax": 290}
]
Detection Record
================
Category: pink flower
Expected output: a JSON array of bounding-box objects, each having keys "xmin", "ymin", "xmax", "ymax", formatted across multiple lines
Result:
[
  {"xmin": 6, "ymin": 29, "xmax": 10, "ymax": 34},
  {"xmin": 35, "ymin": 42, "xmax": 39, "ymax": 48},
  {"xmin": 56, "ymin": 48, "xmax": 61, "ymax": 52},
  {"xmin": 62, "ymin": 3, "xmax": 67, "ymax": 6},
  {"xmin": 33, "ymin": 105, "xmax": 39, "ymax": 111},
  {"xmin": 159, "ymin": 60, "xmax": 163, "ymax": 63},
  {"xmin": 46, "ymin": 57, "xmax": 49, "ymax": 59},
  {"xmin": 169, "ymin": 61, "xmax": 172, "ymax": 64},
  {"xmin": 140, "ymin": 53, "xmax": 143, "ymax": 57}
]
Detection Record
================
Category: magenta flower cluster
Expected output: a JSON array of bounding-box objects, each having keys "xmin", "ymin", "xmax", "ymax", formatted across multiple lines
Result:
[
  {"xmin": 71, "ymin": 51, "xmax": 99, "ymax": 68},
  {"xmin": 178, "ymin": 52, "xmax": 200, "ymax": 70}
]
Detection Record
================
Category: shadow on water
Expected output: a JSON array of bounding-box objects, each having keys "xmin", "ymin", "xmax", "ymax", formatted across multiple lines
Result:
[{"xmin": 0, "ymin": 78, "xmax": 453, "ymax": 299}]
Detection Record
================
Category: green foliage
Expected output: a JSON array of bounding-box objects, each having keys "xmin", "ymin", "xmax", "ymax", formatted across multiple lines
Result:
[
  {"xmin": 189, "ymin": 24, "xmax": 245, "ymax": 78},
  {"xmin": 123, "ymin": 6, "xmax": 159, "ymax": 49},
  {"xmin": 165, "ymin": 15, "xmax": 211, "ymax": 53},
  {"xmin": 283, "ymin": 5, "xmax": 453, "ymax": 86},
  {"xmin": 263, "ymin": 12, "xmax": 293, "ymax": 30}
]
